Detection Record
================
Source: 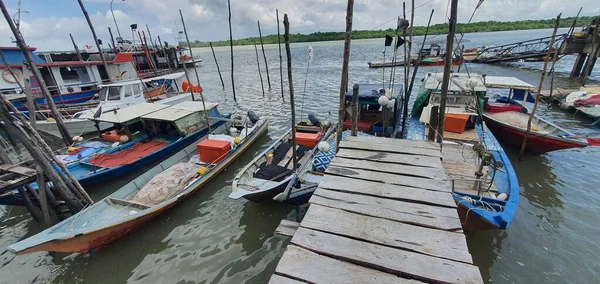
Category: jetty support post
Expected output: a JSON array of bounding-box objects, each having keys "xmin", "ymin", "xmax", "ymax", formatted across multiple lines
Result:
[
  {"xmin": 336, "ymin": 0, "xmax": 355, "ymax": 152},
  {"xmin": 254, "ymin": 45, "xmax": 266, "ymax": 96},
  {"xmin": 283, "ymin": 14, "xmax": 297, "ymax": 171},
  {"xmin": 351, "ymin": 84, "xmax": 359, "ymax": 136}
]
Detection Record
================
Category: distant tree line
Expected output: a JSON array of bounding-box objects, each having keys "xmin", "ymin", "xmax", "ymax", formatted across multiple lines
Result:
[{"xmin": 186, "ymin": 16, "xmax": 597, "ymax": 47}]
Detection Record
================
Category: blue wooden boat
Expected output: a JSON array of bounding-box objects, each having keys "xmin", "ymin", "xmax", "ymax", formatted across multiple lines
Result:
[
  {"xmin": 8, "ymin": 116, "xmax": 268, "ymax": 255},
  {"xmin": 409, "ymin": 73, "xmax": 520, "ymax": 230}
]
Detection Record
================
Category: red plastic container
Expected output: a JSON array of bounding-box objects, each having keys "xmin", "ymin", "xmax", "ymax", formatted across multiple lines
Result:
[
  {"xmin": 484, "ymin": 102, "xmax": 522, "ymax": 114},
  {"xmin": 295, "ymin": 132, "xmax": 321, "ymax": 148},
  {"xmin": 197, "ymin": 139, "xmax": 231, "ymax": 164},
  {"xmin": 343, "ymin": 118, "xmax": 374, "ymax": 132},
  {"xmin": 444, "ymin": 114, "xmax": 469, "ymax": 134}
]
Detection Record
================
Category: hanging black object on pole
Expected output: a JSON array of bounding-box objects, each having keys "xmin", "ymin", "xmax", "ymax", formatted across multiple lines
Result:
[{"xmin": 384, "ymin": 35, "xmax": 393, "ymax": 46}]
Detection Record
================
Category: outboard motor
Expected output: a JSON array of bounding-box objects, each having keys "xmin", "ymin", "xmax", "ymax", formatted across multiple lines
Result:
[
  {"xmin": 248, "ymin": 110, "xmax": 260, "ymax": 124},
  {"xmin": 308, "ymin": 113, "xmax": 321, "ymax": 126}
]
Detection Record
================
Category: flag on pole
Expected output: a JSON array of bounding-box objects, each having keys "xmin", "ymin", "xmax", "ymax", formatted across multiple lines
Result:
[
  {"xmin": 308, "ymin": 45, "xmax": 314, "ymax": 62},
  {"xmin": 384, "ymin": 35, "xmax": 393, "ymax": 46},
  {"xmin": 396, "ymin": 37, "xmax": 405, "ymax": 48}
]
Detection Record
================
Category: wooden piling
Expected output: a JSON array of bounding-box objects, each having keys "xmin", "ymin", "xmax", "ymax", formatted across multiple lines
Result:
[
  {"xmin": 520, "ymin": 14, "xmax": 561, "ymax": 159},
  {"xmin": 350, "ymin": 84, "xmax": 359, "ymax": 136},
  {"xmin": 335, "ymin": 0, "xmax": 355, "ymax": 152},
  {"xmin": 36, "ymin": 165, "xmax": 51, "ymax": 226},
  {"xmin": 283, "ymin": 14, "xmax": 298, "ymax": 171},
  {"xmin": 77, "ymin": 0, "xmax": 112, "ymax": 83},
  {"xmin": 146, "ymin": 24, "xmax": 156, "ymax": 49},
  {"xmin": 70, "ymin": 33, "xmax": 84, "ymax": 61},
  {"xmin": 257, "ymin": 21, "xmax": 271, "ymax": 90},
  {"xmin": 24, "ymin": 78, "xmax": 36, "ymax": 130},
  {"xmin": 254, "ymin": 45, "xmax": 266, "ymax": 96},
  {"xmin": 227, "ymin": 0, "xmax": 237, "ymax": 102},
  {"xmin": 437, "ymin": 0, "xmax": 458, "ymax": 144},
  {"xmin": 0, "ymin": 2, "xmax": 72, "ymax": 146},
  {"xmin": 428, "ymin": 105, "xmax": 439, "ymax": 141},
  {"xmin": 209, "ymin": 42, "xmax": 225, "ymax": 90},
  {"xmin": 581, "ymin": 22, "xmax": 600, "ymax": 86},
  {"xmin": 276, "ymin": 10, "xmax": 285, "ymax": 101}
]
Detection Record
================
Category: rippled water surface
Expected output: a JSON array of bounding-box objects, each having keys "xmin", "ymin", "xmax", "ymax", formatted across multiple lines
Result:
[{"xmin": 1, "ymin": 28, "xmax": 600, "ymax": 283}]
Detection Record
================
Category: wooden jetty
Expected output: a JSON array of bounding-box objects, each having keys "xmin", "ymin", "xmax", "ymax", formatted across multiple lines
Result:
[{"xmin": 270, "ymin": 136, "xmax": 483, "ymax": 284}]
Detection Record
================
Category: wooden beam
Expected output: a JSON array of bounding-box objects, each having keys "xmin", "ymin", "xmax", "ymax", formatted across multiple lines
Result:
[
  {"xmin": 339, "ymin": 139, "xmax": 441, "ymax": 157},
  {"xmin": 331, "ymin": 156, "xmax": 446, "ymax": 180},
  {"xmin": 336, "ymin": 148, "xmax": 441, "ymax": 168}
]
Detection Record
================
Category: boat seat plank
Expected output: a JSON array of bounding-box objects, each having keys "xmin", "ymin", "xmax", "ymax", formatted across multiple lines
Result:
[
  {"xmin": 292, "ymin": 228, "xmax": 483, "ymax": 284},
  {"xmin": 331, "ymin": 157, "xmax": 446, "ymax": 180},
  {"xmin": 346, "ymin": 135, "xmax": 440, "ymax": 150},
  {"xmin": 310, "ymin": 188, "xmax": 462, "ymax": 230},
  {"xmin": 317, "ymin": 175, "xmax": 457, "ymax": 208},
  {"xmin": 275, "ymin": 219, "xmax": 300, "ymax": 237},
  {"xmin": 274, "ymin": 245, "xmax": 415, "ymax": 284},
  {"xmin": 107, "ymin": 197, "xmax": 151, "ymax": 210},
  {"xmin": 301, "ymin": 205, "xmax": 473, "ymax": 264},
  {"xmin": 325, "ymin": 165, "xmax": 451, "ymax": 192},
  {"xmin": 336, "ymin": 148, "xmax": 441, "ymax": 168},
  {"xmin": 340, "ymin": 140, "xmax": 442, "ymax": 158}
]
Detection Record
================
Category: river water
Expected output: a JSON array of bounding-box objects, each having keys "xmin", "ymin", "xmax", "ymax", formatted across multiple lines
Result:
[{"xmin": 1, "ymin": 28, "xmax": 599, "ymax": 283}]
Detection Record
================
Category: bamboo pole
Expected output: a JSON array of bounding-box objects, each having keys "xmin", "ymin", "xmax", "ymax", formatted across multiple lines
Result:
[
  {"xmin": 209, "ymin": 42, "xmax": 225, "ymax": 90},
  {"xmin": 283, "ymin": 14, "xmax": 297, "ymax": 171},
  {"xmin": 24, "ymin": 78, "xmax": 36, "ymax": 130},
  {"xmin": 108, "ymin": 27, "xmax": 117, "ymax": 54},
  {"xmin": 146, "ymin": 24, "xmax": 156, "ymax": 49},
  {"xmin": 70, "ymin": 33, "xmax": 84, "ymax": 61},
  {"xmin": 77, "ymin": 0, "xmax": 112, "ymax": 83},
  {"xmin": 519, "ymin": 14, "xmax": 561, "ymax": 159},
  {"xmin": 276, "ymin": 9, "xmax": 285, "ymax": 101},
  {"xmin": 402, "ymin": 9, "xmax": 434, "ymax": 137},
  {"xmin": 335, "ymin": 0, "xmax": 355, "ymax": 152},
  {"xmin": 0, "ymin": 2, "xmax": 72, "ymax": 146},
  {"xmin": 437, "ymin": 0, "xmax": 458, "ymax": 143},
  {"xmin": 36, "ymin": 164, "xmax": 51, "ymax": 226},
  {"xmin": 257, "ymin": 21, "xmax": 271, "ymax": 90},
  {"xmin": 254, "ymin": 45, "xmax": 266, "ymax": 96},
  {"xmin": 402, "ymin": 2, "xmax": 409, "ymax": 132},
  {"xmin": 227, "ymin": 0, "xmax": 237, "ymax": 102}
]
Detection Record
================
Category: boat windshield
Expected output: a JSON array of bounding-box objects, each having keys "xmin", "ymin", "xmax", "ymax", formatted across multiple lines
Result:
[{"xmin": 99, "ymin": 86, "xmax": 122, "ymax": 101}]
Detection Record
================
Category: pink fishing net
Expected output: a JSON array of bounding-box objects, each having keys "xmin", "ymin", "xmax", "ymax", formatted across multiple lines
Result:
[{"xmin": 131, "ymin": 162, "xmax": 198, "ymax": 206}]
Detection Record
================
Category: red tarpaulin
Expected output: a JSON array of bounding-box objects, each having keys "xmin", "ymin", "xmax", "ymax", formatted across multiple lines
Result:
[
  {"xmin": 586, "ymin": 138, "xmax": 600, "ymax": 146},
  {"xmin": 574, "ymin": 94, "xmax": 600, "ymax": 107},
  {"xmin": 88, "ymin": 140, "xmax": 168, "ymax": 168}
]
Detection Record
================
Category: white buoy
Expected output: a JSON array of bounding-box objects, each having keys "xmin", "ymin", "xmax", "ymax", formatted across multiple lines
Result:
[
  {"xmin": 435, "ymin": 72, "xmax": 444, "ymax": 84},
  {"xmin": 378, "ymin": 95, "xmax": 389, "ymax": 107},
  {"xmin": 72, "ymin": 135, "xmax": 80, "ymax": 142},
  {"xmin": 317, "ymin": 141, "xmax": 330, "ymax": 152},
  {"xmin": 466, "ymin": 77, "xmax": 479, "ymax": 90},
  {"xmin": 230, "ymin": 127, "xmax": 238, "ymax": 136},
  {"xmin": 387, "ymin": 99, "xmax": 396, "ymax": 109},
  {"xmin": 497, "ymin": 193, "xmax": 508, "ymax": 201},
  {"xmin": 323, "ymin": 120, "xmax": 332, "ymax": 128},
  {"xmin": 120, "ymin": 135, "xmax": 129, "ymax": 143},
  {"xmin": 77, "ymin": 136, "xmax": 84, "ymax": 142},
  {"xmin": 385, "ymin": 89, "xmax": 393, "ymax": 99}
]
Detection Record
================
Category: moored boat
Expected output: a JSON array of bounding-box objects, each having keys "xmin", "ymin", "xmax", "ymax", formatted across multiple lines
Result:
[{"xmin": 8, "ymin": 113, "xmax": 268, "ymax": 255}]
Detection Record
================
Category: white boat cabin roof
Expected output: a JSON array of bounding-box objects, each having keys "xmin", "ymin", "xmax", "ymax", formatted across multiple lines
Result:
[
  {"xmin": 141, "ymin": 101, "xmax": 218, "ymax": 122},
  {"xmin": 99, "ymin": 72, "xmax": 185, "ymax": 88},
  {"xmin": 423, "ymin": 73, "xmax": 535, "ymax": 92},
  {"xmin": 94, "ymin": 103, "xmax": 169, "ymax": 124}
]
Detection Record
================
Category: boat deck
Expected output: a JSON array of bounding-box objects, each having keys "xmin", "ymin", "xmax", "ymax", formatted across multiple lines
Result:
[{"xmin": 270, "ymin": 136, "xmax": 483, "ymax": 283}]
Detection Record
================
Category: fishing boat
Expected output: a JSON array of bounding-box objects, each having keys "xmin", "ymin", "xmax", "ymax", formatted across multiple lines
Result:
[
  {"xmin": 177, "ymin": 54, "xmax": 202, "ymax": 68},
  {"xmin": 229, "ymin": 116, "xmax": 334, "ymax": 203},
  {"xmin": 8, "ymin": 113, "xmax": 268, "ymax": 255},
  {"xmin": 559, "ymin": 87, "xmax": 600, "ymax": 121},
  {"xmin": 367, "ymin": 61, "xmax": 407, "ymax": 68},
  {"xmin": 410, "ymin": 73, "xmax": 519, "ymax": 230},
  {"xmin": 34, "ymin": 72, "xmax": 199, "ymax": 138},
  {"xmin": 411, "ymin": 57, "xmax": 462, "ymax": 66}
]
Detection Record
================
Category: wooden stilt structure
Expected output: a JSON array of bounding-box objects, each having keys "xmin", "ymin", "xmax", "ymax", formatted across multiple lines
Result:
[
  {"xmin": 335, "ymin": 0, "xmax": 355, "ymax": 152},
  {"xmin": 257, "ymin": 21, "xmax": 271, "ymax": 90}
]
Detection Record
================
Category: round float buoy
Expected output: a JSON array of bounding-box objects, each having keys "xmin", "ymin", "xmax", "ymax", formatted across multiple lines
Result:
[
  {"xmin": 72, "ymin": 135, "xmax": 80, "ymax": 142},
  {"xmin": 120, "ymin": 135, "xmax": 129, "ymax": 143},
  {"xmin": 182, "ymin": 80, "xmax": 190, "ymax": 92},
  {"xmin": 317, "ymin": 141, "xmax": 330, "ymax": 152},
  {"xmin": 2, "ymin": 69, "xmax": 22, "ymax": 84},
  {"xmin": 197, "ymin": 166, "xmax": 207, "ymax": 175},
  {"xmin": 387, "ymin": 99, "xmax": 396, "ymax": 109},
  {"xmin": 47, "ymin": 117, "xmax": 56, "ymax": 122},
  {"xmin": 378, "ymin": 95, "xmax": 389, "ymax": 107},
  {"xmin": 233, "ymin": 137, "xmax": 241, "ymax": 145},
  {"xmin": 435, "ymin": 72, "xmax": 444, "ymax": 83}
]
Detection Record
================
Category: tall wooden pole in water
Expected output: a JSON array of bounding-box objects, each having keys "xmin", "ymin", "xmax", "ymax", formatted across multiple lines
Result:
[
  {"xmin": 227, "ymin": 0, "xmax": 237, "ymax": 102},
  {"xmin": 283, "ymin": 14, "xmax": 297, "ymax": 171},
  {"xmin": 179, "ymin": 10, "xmax": 211, "ymax": 132},
  {"xmin": 519, "ymin": 14, "xmax": 561, "ymax": 159},
  {"xmin": 436, "ymin": 0, "xmax": 458, "ymax": 143},
  {"xmin": 257, "ymin": 21, "xmax": 271, "ymax": 90},
  {"xmin": 0, "ymin": 2, "xmax": 72, "ymax": 146},
  {"xmin": 254, "ymin": 45, "xmax": 266, "ymax": 97},
  {"xmin": 335, "ymin": 0, "xmax": 355, "ymax": 152},
  {"xmin": 77, "ymin": 0, "xmax": 112, "ymax": 83},
  {"xmin": 276, "ymin": 9, "xmax": 285, "ymax": 101},
  {"xmin": 209, "ymin": 42, "xmax": 225, "ymax": 90}
]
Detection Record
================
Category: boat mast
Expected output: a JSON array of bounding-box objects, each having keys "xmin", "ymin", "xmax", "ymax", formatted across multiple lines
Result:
[{"xmin": 437, "ymin": 0, "xmax": 458, "ymax": 143}]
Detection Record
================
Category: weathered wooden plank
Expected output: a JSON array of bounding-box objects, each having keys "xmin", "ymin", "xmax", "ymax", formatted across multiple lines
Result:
[
  {"xmin": 317, "ymin": 175, "xmax": 457, "ymax": 208},
  {"xmin": 346, "ymin": 135, "xmax": 440, "ymax": 150},
  {"xmin": 326, "ymin": 165, "xmax": 451, "ymax": 192},
  {"xmin": 275, "ymin": 245, "xmax": 415, "ymax": 284},
  {"xmin": 311, "ymin": 188, "xmax": 461, "ymax": 230},
  {"xmin": 268, "ymin": 275, "xmax": 305, "ymax": 284},
  {"xmin": 336, "ymin": 148, "xmax": 441, "ymax": 168},
  {"xmin": 275, "ymin": 219, "xmax": 300, "ymax": 237},
  {"xmin": 331, "ymin": 156, "xmax": 446, "ymax": 180},
  {"xmin": 340, "ymin": 140, "xmax": 442, "ymax": 158},
  {"xmin": 293, "ymin": 228, "xmax": 483, "ymax": 284},
  {"xmin": 301, "ymin": 205, "xmax": 473, "ymax": 263}
]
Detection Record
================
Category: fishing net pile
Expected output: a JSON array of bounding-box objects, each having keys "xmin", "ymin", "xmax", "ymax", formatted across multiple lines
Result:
[
  {"xmin": 488, "ymin": 111, "xmax": 546, "ymax": 133},
  {"xmin": 131, "ymin": 162, "xmax": 198, "ymax": 206}
]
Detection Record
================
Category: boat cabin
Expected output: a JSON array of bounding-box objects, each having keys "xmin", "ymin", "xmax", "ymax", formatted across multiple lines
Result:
[{"xmin": 341, "ymin": 84, "xmax": 403, "ymax": 137}]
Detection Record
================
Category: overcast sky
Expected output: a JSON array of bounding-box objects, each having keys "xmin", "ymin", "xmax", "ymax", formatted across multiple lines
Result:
[{"xmin": 0, "ymin": 0, "xmax": 598, "ymax": 51}]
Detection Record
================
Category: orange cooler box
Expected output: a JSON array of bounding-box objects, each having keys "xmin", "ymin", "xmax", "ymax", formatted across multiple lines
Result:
[
  {"xmin": 444, "ymin": 114, "xmax": 469, "ymax": 134},
  {"xmin": 197, "ymin": 139, "xmax": 231, "ymax": 164},
  {"xmin": 295, "ymin": 132, "xmax": 321, "ymax": 147}
]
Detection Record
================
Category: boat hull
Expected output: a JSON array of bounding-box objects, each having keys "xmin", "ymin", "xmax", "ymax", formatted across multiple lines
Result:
[
  {"xmin": 484, "ymin": 115, "xmax": 587, "ymax": 154},
  {"xmin": 455, "ymin": 201, "xmax": 499, "ymax": 231},
  {"xmin": 35, "ymin": 119, "xmax": 112, "ymax": 138},
  {"xmin": 13, "ymin": 89, "xmax": 99, "ymax": 111}
]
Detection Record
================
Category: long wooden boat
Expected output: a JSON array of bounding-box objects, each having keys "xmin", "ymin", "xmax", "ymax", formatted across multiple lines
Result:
[
  {"xmin": 229, "ymin": 120, "xmax": 334, "ymax": 203},
  {"xmin": 8, "ymin": 116, "xmax": 268, "ymax": 255},
  {"xmin": 367, "ymin": 61, "xmax": 407, "ymax": 68}
]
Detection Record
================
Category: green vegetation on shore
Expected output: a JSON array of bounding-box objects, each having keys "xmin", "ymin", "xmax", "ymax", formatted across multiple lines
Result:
[{"xmin": 187, "ymin": 16, "xmax": 596, "ymax": 47}]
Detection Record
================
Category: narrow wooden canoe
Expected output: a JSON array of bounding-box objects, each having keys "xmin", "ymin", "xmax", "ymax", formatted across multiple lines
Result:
[{"xmin": 8, "ymin": 118, "xmax": 269, "ymax": 255}]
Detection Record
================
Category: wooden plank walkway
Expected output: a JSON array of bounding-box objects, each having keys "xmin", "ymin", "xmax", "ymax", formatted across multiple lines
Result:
[{"xmin": 270, "ymin": 136, "xmax": 483, "ymax": 284}]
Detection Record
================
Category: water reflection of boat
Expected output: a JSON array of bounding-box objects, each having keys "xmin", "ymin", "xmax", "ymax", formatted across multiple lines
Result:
[{"xmin": 8, "ymin": 112, "xmax": 268, "ymax": 255}]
